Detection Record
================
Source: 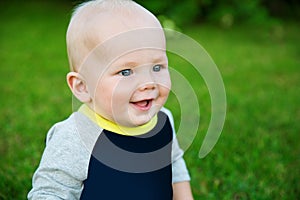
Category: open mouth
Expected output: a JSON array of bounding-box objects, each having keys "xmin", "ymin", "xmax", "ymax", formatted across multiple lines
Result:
[{"xmin": 130, "ymin": 99, "xmax": 153, "ymax": 111}]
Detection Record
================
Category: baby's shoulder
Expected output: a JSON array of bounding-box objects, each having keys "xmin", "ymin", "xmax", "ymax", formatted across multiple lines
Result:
[
  {"xmin": 47, "ymin": 112, "xmax": 101, "ymax": 155},
  {"xmin": 45, "ymin": 113, "xmax": 80, "ymax": 144},
  {"xmin": 160, "ymin": 106, "xmax": 173, "ymax": 117},
  {"xmin": 160, "ymin": 107, "xmax": 176, "ymax": 131}
]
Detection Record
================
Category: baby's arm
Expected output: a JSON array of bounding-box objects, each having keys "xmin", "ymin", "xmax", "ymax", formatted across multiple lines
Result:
[
  {"xmin": 173, "ymin": 181, "xmax": 194, "ymax": 200},
  {"xmin": 28, "ymin": 120, "xmax": 90, "ymax": 199},
  {"xmin": 171, "ymin": 137, "xmax": 194, "ymax": 200},
  {"xmin": 160, "ymin": 107, "xmax": 194, "ymax": 199}
]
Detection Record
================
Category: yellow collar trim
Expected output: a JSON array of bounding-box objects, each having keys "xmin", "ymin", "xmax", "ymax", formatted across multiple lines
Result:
[{"xmin": 78, "ymin": 104, "xmax": 158, "ymax": 136}]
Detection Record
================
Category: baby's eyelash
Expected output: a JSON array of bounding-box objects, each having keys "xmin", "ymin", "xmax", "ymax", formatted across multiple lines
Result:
[
  {"xmin": 118, "ymin": 69, "xmax": 132, "ymax": 76},
  {"xmin": 153, "ymin": 64, "xmax": 163, "ymax": 72},
  {"xmin": 117, "ymin": 64, "xmax": 165, "ymax": 76}
]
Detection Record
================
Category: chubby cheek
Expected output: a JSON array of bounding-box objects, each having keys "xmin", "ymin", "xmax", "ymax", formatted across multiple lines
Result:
[
  {"xmin": 92, "ymin": 86, "xmax": 114, "ymax": 119},
  {"xmin": 105, "ymin": 79, "xmax": 134, "ymax": 114},
  {"xmin": 157, "ymin": 85, "xmax": 171, "ymax": 106},
  {"xmin": 157, "ymin": 73, "xmax": 171, "ymax": 100},
  {"xmin": 91, "ymin": 78, "xmax": 120, "ymax": 120},
  {"xmin": 111, "ymin": 79, "xmax": 136, "ymax": 100}
]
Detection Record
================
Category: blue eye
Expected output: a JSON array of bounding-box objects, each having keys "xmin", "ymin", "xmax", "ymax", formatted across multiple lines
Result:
[
  {"xmin": 153, "ymin": 65, "xmax": 162, "ymax": 72},
  {"xmin": 119, "ymin": 69, "xmax": 132, "ymax": 76}
]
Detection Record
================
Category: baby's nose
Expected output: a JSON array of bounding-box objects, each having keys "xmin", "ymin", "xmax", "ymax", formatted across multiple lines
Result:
[{"xmin": 138, "ymin": 81, "xmax": 156, "ymax": 91}]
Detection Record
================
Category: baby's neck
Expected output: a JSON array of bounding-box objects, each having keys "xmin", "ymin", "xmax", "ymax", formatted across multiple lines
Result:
[{"xmin": 78, "ymin": 104, "xmax": 157, "ymax": 136}]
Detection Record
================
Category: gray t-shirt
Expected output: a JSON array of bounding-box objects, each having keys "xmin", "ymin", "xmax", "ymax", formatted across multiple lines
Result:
[{"xmin": 28, "ymin": 107, "xmax": 190, "ymax": 199}]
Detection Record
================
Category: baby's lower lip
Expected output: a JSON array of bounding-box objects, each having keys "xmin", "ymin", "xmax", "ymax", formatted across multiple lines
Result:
[{"xmin": 130, "ymin": 99, "xmax": 153, "ymax": 111}]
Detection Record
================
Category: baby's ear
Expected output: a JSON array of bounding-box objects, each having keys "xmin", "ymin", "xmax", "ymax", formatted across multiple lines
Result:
[{"xmin": 66, "ymin": 72, "xmax": 91, "ymax": 103}]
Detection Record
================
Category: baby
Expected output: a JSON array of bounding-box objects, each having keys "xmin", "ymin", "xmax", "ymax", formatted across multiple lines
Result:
[{"xmin": 28, "ymin": 0, "xmax": 193, "ymax": 199}]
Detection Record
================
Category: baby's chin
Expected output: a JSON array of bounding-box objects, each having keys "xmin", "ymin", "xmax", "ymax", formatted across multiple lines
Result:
[
  {"xmin": 121, "ymin": 113, "xmax": 154, "ymax": 127},
  {"xmin": 131, "ymin": 116, "xmax": 154, "ymax": 127},
  {"xmin": 123, "ymin": 107, "xmax": 159, "ymax": 127}
]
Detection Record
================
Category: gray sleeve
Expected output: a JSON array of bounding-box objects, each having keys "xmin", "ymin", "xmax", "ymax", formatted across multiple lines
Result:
[
  {"xmin": 160, "ymin": 107, "xmax": 191, "ymax": 183},
  {"xmin": 27, "ymin": 117, "xmax": 91, "ymax": 200}
]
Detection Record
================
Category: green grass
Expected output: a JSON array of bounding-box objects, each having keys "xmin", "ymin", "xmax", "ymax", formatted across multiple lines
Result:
[
  {"xmin": 182, "ymin": 23, "xmax": 300, "ymax": 199},
  {"xmin": 0, "ymin": 1, "xmax": 299, "ymax": 199}
]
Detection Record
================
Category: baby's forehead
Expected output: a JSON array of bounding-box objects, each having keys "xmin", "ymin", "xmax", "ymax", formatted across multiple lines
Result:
[
  {"xmin": 82, "ymin": 17, "xmax": 165, "ymax": 65},
  {"xmin": 82, "ymin": 27, "xmax": 166, "ymax": 71},
  {"xmin": 67, "ymin": 0, "xmax": 164, "ymax": 71},
  {"xmin": 81, "ymin": 6, "xmax": 161, "ymax": 38}
]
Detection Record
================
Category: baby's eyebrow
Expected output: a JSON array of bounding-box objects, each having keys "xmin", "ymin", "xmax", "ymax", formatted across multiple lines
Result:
[
  {"xmin": 120, "ymin": 59, "xmax": 166, "ymax": 68},
  {"xmin": 122, "ymin": 61, "xmax": 138, "ymax": 67},
  {"xmin": 110, "ymin": 61, "xmax": 137, "ymax": 71},
  {"xmin": 149, "ymin": 56, "xmax": 168, "ymax": 66},
  {"xmin": 152, "ymin": 55, "xmax": 167, "ymax": 63},
  {"xmin": 112, "ymin": 53, "xmax": 167, "ymax": 69}
]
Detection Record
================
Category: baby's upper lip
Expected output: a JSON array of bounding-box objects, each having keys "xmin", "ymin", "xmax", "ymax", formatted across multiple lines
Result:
[
  {"xmin": 130, "ymin": 97, "xmax": 154, "ymax": 103},
  {"xmin": 130, "ymin": 91, "xmax": 158, "ymax": 103}
]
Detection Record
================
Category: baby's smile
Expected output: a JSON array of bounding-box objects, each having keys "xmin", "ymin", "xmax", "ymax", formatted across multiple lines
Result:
[{"xmin": 130, "ymin": 99, "xmax": 154, "ymax": 111}]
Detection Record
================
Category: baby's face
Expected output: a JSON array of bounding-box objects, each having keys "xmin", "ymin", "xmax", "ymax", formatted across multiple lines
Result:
[
  {"xmin": 91, "ymin": 49, "xmax": 170, "ymax": 127},
  {"xmin": 72, "ymin": 6, "xmax": 171, "ymax": 127},
  {"xmin": 81, "ymin": 29, "xmax": 171, "ymax": 127}
]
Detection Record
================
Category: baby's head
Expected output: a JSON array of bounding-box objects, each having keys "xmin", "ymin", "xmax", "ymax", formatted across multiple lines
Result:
[{"xmin": 66, "ymin": 0, "xmax": 171, "ymax": 127}]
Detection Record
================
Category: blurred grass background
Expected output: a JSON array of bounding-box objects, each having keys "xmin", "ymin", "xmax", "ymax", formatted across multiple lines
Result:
[{"xmin": 0, "ymin": 0, "xmax": 299, "ymax": 199}]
